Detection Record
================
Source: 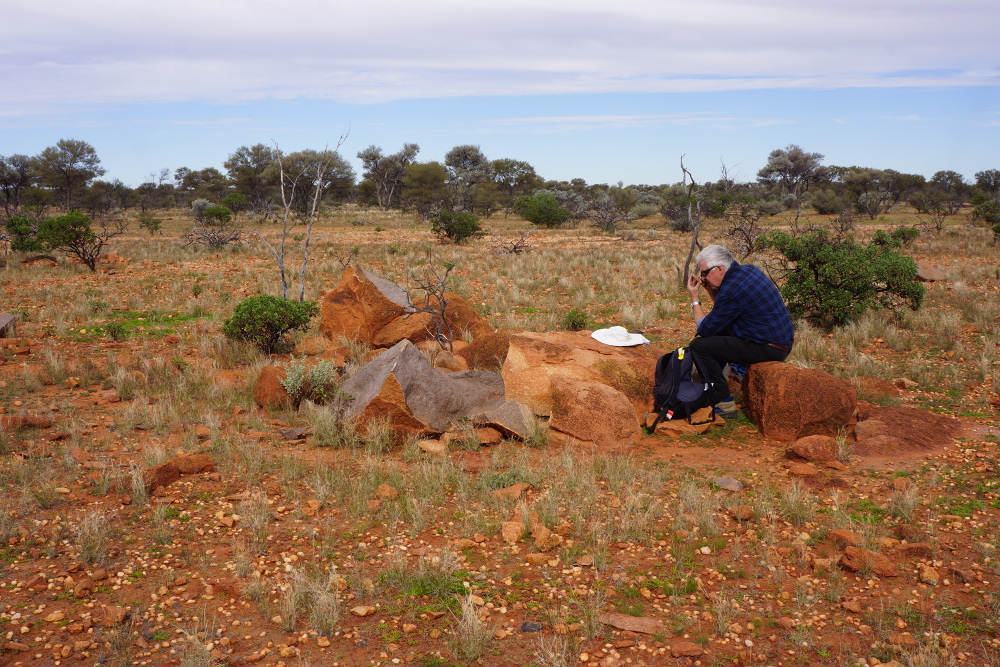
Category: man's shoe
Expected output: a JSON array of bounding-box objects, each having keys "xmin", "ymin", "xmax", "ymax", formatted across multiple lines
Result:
[{"xmin": 714, "ymin": 398, "xmax": 738, "ymax": 419}]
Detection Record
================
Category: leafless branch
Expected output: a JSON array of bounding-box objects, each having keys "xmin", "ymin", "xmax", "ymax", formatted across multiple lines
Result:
[{"xmin": 490, "ymin": 231, "xmax": 534, "ymax": 255}]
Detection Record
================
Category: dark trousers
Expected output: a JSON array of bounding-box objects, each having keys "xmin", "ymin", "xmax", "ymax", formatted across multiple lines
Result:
[{"xmin": 687, "ymin": 336, "xmax": 789, "ymax": 404}]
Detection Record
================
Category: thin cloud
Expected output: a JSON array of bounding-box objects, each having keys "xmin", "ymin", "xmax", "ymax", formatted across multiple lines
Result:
[
  {"xmin": 483, "ymin": 112, "xmax": 795, "ymax": 132},
  {"xmin": 2, "ymin": 0, "xmax": 999, "ymax": 117}
]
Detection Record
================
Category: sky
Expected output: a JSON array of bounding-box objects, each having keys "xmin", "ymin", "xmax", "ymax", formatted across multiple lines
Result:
[{"xmin": 2, "ymin": 0, "xmax": 999, "ymax": 188}]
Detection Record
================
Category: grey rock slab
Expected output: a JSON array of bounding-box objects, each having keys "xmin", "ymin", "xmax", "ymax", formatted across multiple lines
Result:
[
  {"xmin": 339, "ymin": 339, "xmax": 505, "ymax": 432},
  {"xmin": 0, "ymin": 313, "xmax": 15, "ymax": 337},
  {"xmin": 713, "ymin": 476, "xmax": 744, "ymax": 492},
  {"xmin": 363, "ymin": 269, "xmax": 414, "ymax": 311},
  {"xmin": 471, "ymin": 399, "xmax": 534, "ymax": 440}
]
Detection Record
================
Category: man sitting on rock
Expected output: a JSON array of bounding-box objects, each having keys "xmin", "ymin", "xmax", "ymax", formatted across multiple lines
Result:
[{"xmin": 686, "ymin": 244, "xmax": 794, "ymax": 418}]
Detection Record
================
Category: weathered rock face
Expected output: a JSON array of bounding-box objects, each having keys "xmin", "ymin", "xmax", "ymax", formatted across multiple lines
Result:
[
  {"xmin": 253, "ymin": 366, "xmax": 290, "ymax": 409},
  {"xmin": 442, "ymin": 293, "xmax": 494, "ymax": 340},
  {"xmin": 319, "ymin": 267, "xmax": 493, "ymax": 348},
  {"xmin": 501, "ymin": 331, "xmax": 659, "ymax": 418},
  {"xmin": 319, "ymin": 265, "xmax": 414, "ymax": 345},
  {"xmin": 852, "ymin": 376, "xmax": 901, "ymax": 402},
  {"xmin": 549, "ymin": 376, "xmax": 641, "ymax": 445},
  {"xmin": 916, "ymin": 261, "xmax": 946, "ymax": 282},
  {"xmin": 745, "ymin": 362, "xmax": 857, "ymax": 440},
  {"xmin": 839, "ymin": 546, "xmax": 898, "ymax": 577},
  {"xmin": 470, "ymin": 399, "xmax": 535, "ymax": 440},
  {"xmin": 143, "ymin": 462, "xmax": 181, "ymax": 494},
  {"xmin": 786, "ymin": 434, "xmax": 839, "ymax": 462},
  {"xmin": 457, "ymin": 330, "xmax": 511, "ymax": 372},
  {"xmin": 338, "ymin": 339, "xmax": 506, "ymax": 436},
  {"xmin": 853, "ymin": 406, "xmax": 961, "ymax": 457}
]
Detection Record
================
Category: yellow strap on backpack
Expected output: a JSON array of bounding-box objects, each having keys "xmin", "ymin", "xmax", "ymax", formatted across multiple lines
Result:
[{"xmin": 677, "ymin": 347, "xmax": 685, "ymax": 360}]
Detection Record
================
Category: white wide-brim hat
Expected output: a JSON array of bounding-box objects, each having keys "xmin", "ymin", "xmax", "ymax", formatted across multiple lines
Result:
[{"xmin": 591, "ymin": 326, "xmax": 650, "ymax": 347}]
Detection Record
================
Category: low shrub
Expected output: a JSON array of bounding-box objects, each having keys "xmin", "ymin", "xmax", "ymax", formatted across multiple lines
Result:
[
  {"xmin": 563, "ymin": 309, "xmax": 589, "ymax": 331},
  {"xmin": 3, "ymin": 214, "xmax": 43, "ymax": 252},
  {"xmin": 431, "ymin": 210, "xmax": 483, "ymax": 243},
  {"xmin": 202, "ymin": 205, "xmax": 233, "ymax": 226},
  {"xmin": 513, "ymin": 193, "xmax": 570, "ymax": 227},
  {"xmin": 222, "ymin": 295, "xmax": 318, "ymax": 353},
  {"xmin": 760, "ymin": 229, "xmax": 924, "ymax": 327}
]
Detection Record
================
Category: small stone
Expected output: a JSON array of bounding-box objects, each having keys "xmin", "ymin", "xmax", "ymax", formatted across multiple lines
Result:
[
  {"xmin": 98, "ymin": 605, "xmax": 128, "ymax": 625},
  {"xmin": 316, "ymin": 636, "xmax": 331, "ymax": 647},
  {"xmin": 524, "ymin": 553, "xmax": 548, "ymax": 566},
  {"xmin": 417, "ymin": 439, "xmax": 447, "ymax": 456},
  {"xmin": 713, "ymin": 476, "xmax": 743, "ymax": 491},
  {"xmin": 786, "ymin": 461, "xmax": 817, "ymax": 477},
  {"xmin": 501, "ymin": 521, "xmax": 523, "ymax": 544},
  {"xmin": 44, "ymin": 611, "xmax": 65, "ymax": 622},
  {"xmin": 776, "ymin": 617, "xmax": 796, "ymax": 629},
  {"xmin": 670, "ymin": 640, "xmax": 704, "ymax": 657},
  {"xmin": 576, "ymin": 554, "xmax": 594, "ymax": 566},
  {"xmin": 919, "ymin": 565, "xmax": 940, "ymax": 586},
  {"xmin": 839, "ymin": 546, "xmax": 898, "ymax": 577},
  {"xmin": 892, "ymin": 477, "xmax": 912, "ymax": 491},
  {"xmin": 277, "ymin": 427, "xmax": 308, "ymax": 440},
  {"xmin": 490, "ymin": 482, "xmax": 530, "ymax": 501},
  {"xmin": 403, "ymin": 623, "xmax": 417, "ymax": 633},
  {"xmin": 375, "ymin": 483, "xmax": 398, "ymax": 500},
  {"xmin": 888, "ymin": 632, "xmax": 919, "ymax": 647},
  {"xmin": 729, "ymin": 505, "xmax": 753, "ymax": 522},
  {"xmin": 429, "ymin": 629, "xmax": 442, "ymax": 639},
  {"xmin": 827, "ymin": 529, "xmax": 862, "ymax": 548},
  {"xmin": 811, "ymin": 558, "xmax": 831, "ymax": 573},
  {"xmin": 73, "ymin": 577, "xmax": 95, "ymax": 598},
  {"xmin": 841, "ymin": 600, "xmax": 862, "ymax": 613},
  {"xmin": 350, "ymin": 605, "xmax": 376, "ymax": 617}
]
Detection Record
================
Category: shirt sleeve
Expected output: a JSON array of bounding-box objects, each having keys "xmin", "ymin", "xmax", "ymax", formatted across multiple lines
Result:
[{"xmin": 696, "ymin": 280, "xmax": 747, "ymax": 337}]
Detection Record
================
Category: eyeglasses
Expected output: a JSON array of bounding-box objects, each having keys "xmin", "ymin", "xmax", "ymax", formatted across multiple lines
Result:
[{"xmin": 699, "ymin": 265, "xmax": 718, "ymax": 279}]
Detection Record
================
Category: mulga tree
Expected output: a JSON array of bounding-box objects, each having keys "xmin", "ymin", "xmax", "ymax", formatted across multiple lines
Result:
[
  {"xmin": 357, "ymin": 143, "xmax": 419, "ymax": 210},
  {"xmin": 757, "ymin": 144, "xmax": 829, "ymax": 224},
  {"xmin": 32, "ymin": 139, "xmax": 105, "ymax": 210}
]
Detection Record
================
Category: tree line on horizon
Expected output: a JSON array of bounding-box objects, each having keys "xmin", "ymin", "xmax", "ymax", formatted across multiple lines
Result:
[{"xmin": 2, "ymin": 139, "xmax": 1000, "ymax": 230}]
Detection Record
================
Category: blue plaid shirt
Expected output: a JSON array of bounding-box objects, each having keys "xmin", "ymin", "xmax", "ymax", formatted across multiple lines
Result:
[{"xmin": 696, "ymin": 261, "xmax": 794, "ymax": 348}]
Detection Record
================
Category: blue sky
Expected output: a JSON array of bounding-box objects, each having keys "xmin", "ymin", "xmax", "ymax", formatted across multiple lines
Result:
[{"xmin": 2, "ymin": 0, "xmax": 998, "ymax": 188}]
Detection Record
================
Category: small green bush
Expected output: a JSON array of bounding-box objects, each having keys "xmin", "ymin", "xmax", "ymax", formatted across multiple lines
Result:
[
  {"xmin": 972, "ymin": 199, "xmax": 1000, "ymax": 224},
  {"xmin": 104, "ymin": 321, "xmax": 128, "ymax": 341},
  {"xmin": 220, "ymin": 192, "xmax": 247, "ymax": 214},
  {"xmin": 760, "ymin": 229, "xmax": 924, "ymax": 327},
  {"xmin": 280, "ymin": 357, "xmax": 343, "ymax": 409},
  {"xmin": 563, "ymin": 309, "xmax": 589, "ymax": 331},
  {"xmin": 885, "ymin": 226, "xmax": 920, "ymax": 246},
  {"xmin": 138, "ymin": 217, "xmax": 162, "ymax": 235},
  {"xmin": 202, "ymin": 205, "xmax": 233, "ymax": 226},
  {"xmin": 431, "ymin": 210, "xmax": 483, "ymax": 243},
  {"xmin": 4, "ymin": 214, "xmax": 43, "ymax": 252},
  {"xmin": 809, "ymin": 188, "xmax": 848, "ymax": 215},
  {"xmin": 514, "ymin": 193, "xmax": 570, "ymax": 227},
  {"xmin": 222, "ymin": 295, "xmax": 318, "ymax": 353}
]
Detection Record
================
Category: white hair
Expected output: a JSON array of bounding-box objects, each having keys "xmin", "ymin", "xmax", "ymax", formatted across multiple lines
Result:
[{"xmin": 695, "ymin": 245, "xmax": 734, "ymax": 271}]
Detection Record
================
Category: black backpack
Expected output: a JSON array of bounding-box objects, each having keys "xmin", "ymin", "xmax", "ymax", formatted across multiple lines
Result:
[{"xmin": 647, "ymin": 346, "xmax": 716, "ymax": 431}]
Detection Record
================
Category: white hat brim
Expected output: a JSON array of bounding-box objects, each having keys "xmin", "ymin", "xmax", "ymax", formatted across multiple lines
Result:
[{"xmin": 591, "ymin": 328, "xmax": 650, "ymax": 347}]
